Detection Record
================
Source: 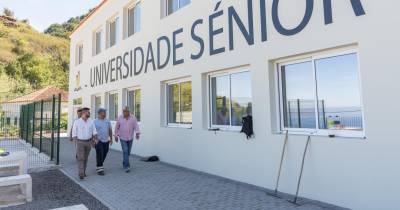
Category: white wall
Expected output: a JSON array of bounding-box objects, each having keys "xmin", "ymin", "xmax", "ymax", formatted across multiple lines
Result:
[{"xmin": 68, "ymin": 1, "xmax": 400, "ymax": 209}]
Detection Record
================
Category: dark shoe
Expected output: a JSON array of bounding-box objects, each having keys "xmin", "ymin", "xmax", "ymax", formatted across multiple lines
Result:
[
  {"xmin": 79, "ymin": 175, "xmax": 84, "ymax": 180},
  {"xmin": 97, "ymin": 171, "xmax": 105, "ymax": 176},
  {"xmin": 125, "ymin": 167, "xmax": 130, "ymax": 173}
]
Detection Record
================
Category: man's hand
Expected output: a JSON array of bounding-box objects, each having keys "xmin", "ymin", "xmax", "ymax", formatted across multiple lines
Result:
[
  {"xmin": 109, "ymin": 139, "xmax": 113, "ymax": 146},
  {"xmin": 115, "ymin": 136, "xmax": 119, "ymax": 143},
  {"xmin": 136, "ymin": 133, "xmax": 140, "ymax": 140}
]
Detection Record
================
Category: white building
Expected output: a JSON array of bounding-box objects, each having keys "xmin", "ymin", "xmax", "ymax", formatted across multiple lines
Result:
[{"xmin": 68, "ymin": 1, "xmax": 400, "ymax": 209}]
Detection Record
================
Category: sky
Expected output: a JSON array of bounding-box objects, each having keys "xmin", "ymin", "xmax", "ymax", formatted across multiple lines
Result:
[{"xmin": 0, "ymin": 0, "xmax": 101, "ymax": 32}]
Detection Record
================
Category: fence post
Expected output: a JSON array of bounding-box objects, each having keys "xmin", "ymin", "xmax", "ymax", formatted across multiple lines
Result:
[
  {"xmin": 321, "ymin": 100, "xmax": 327, "ymax": 129},
  {"xmin": 25, "ymin": 105, "xmax": 29, "ymax": 142},
  {"xmin": 39, "ymin": 100, "xmax": 44, "ymax": 153},
  {"xmin": 31, "ymin": 102, "xmax": 36, "ymax": 147},
  {"xmin": 297, "ymin": 99, "xmax": 302, "ymax": 128},
  {"xmin": 19, "ymin": 106, "xmax": 23, "ymax": 139},
  {"xmin": 50, "ymin": 95, "xmax": 55, "ymax": 161},
  {"xmin": 56, "ymin": 93, "xmax": 61, "ymax": 165}
]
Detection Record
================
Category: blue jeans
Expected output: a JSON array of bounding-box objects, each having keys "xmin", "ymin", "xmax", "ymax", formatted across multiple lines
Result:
[{"xmin": 120, "ymin": 139, "xmax": 133, "ymax": 169}]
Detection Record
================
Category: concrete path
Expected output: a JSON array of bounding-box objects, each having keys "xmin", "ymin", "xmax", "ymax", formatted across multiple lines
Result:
[{"xmin": 60, "ymin": 139, "xmax": 345, "ymax": 210}]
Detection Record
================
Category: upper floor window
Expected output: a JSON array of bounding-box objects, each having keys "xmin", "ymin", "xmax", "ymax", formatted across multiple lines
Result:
[
  {"xmin": 166, "ymin": 78, "xmax": 192, "ymax": 127},
  {"xmin": 209, "ymin": 70, "xmax": 252, "ymax": 129},
  {"xmin": 126, "ymin": 2, "xmax": 141, "ymax": 37},
  {"xmin": 76, "ymin": 44, "xmax": 83, "ymax": 65},
  {"xmin": 93, "ymin": 29, "xmax": 102, "ymax": 55},
  {"xmin": 107, "ymin": 17, "xmax": 119, "ymax": 48},
  {"xmin": 166, "ymin": 0, "xmax": 191, "ymax": 16},
  {"xmin": 277, "ymin": 50, "xmax": 364, "ymax": 137}
]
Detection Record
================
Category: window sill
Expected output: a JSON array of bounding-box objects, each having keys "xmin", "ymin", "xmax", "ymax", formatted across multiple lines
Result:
[
  {"xmin": 276, "ymin": 130, "xmax": 366, "ymax": 140},
  {"xmin": 208, "ymin": 127, "xmax": 241, "ymax": 133},
  {"xmin": 166, "ymin": 124, "xmax": 192, "ymax": 129}
]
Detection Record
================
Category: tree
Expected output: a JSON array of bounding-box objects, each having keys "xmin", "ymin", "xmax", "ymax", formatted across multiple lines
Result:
[{"xmin": 3, "ymin": 8, "xmax": 14, "ymax": 18}]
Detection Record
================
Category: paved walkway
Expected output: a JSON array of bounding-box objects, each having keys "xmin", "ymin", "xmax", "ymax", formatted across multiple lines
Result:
[{"xmin": 60, "ymin": 139, "xmax": 345, "ymax": 210}]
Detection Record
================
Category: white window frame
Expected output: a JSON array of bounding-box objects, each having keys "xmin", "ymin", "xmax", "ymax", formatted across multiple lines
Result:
[
  {"xmin": 165, "ymin": 77, "xmax": 192, "ymax": 128},
  {"xmin": 165, "ymin": 0, "xmax": 191, "ymax": 16},
  {"xmin": 124, "ymin": 1, "xmax": 141, "ymax": 38},
  {"xmin": 76, "ymin": 43, "xmax": 83, "ymax": 66},
  {"xmin": 93, "ymin": 28, "xmax": 102, "ymax": 56},
  {"xmin": 107, "ymin": 15, "xmax": 119, "ymax": 49},
  {"xmin": 125, "ymin": 86, "xmax": 141, "ymax": 122},
  {"xmin": 91, "ymin": 94, "xmax": 103, "ymax": 114},
  {"xmin": 107, "ymin": 90, "xmax": 119, "ymax": 121},
  {"xmin": 275, "ymin": 48, "xmax": 366, "ymax": 138},
  {"xmin": 207, "ymin": 68, "xmax": 251, "ymax": 131}
]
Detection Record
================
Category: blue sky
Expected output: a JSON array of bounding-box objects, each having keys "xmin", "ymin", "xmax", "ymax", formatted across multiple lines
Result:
[{"xmin": 0, "ymin": 0, "xmax": 101, "ymax": 32}]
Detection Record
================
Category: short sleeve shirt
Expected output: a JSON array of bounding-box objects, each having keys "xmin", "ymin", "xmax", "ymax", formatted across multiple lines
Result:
[{"xmin": 94, "ymin": 119, "xmax": 111, "ymax": 142}]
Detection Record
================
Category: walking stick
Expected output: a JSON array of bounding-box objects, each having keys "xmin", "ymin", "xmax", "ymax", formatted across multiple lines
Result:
[
  {"xmin": 267, "ymin": 130, "xmax": 289, "ymax": 197},
  {"xmin": 289, "ymin": 135, "xmax": 311, "ymax": 205}
]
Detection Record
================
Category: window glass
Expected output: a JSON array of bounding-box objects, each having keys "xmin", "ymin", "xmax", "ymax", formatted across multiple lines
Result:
[
  {"xmin": 167, "ymin": 0, "xmax": 190, "ymax": 15},
  {"xmin": 77, "ymin": 45, "xmax": 83, "ymax": 65},
  {"xmin": 180, "ymin": 82, "xmax": 192, "ymax": 124},
  {"xmin": 315, "ymin": 53, "xmax": 363, "ymax": 131},
  {"xmin": 211, "ymin": 75, "xmax": 231, "ymax": 126},
  {"xmin": 167, "ymin": 83, "xmax": 180, "ymax": 124},
  {"xmin": 108, "ymin": 93, "xmax": 118, "ymax": 121},
  {"xmin": 128, "ymin": 3, "xmax": 141, "ymax": 37},
  {"xmin": 230, "ymin": 72, "xmax": 252, "ymax": 126},
  {"xmin": 134, "ymin": 89, "xmax": 141, "ymax": 121},
  {"xmin": 94, "ymin": 96, "xmax": 101, "ymax": 114},
  {"xmin": 127, "ymin": 89, "xmax": 141, "ymax": 121},
  {"xmin": 281, "ymin": 61, "xmax": 316, "ymax": 129},
  {"xmin": 180, "ymin": 0, "xmax": 191, "ymax": 8},
  {"xmin": 95, "ymin": 31, "xmax": 101, "ymax": 55},
  {"xmin": 109, "ymin": 20, "xmax": 117, "ymax": 47}
]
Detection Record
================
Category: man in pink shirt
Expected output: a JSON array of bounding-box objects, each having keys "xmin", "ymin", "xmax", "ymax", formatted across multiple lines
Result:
[{"xmin": 115, "ymin": 106, "xmax": 140, "ymax": 172}]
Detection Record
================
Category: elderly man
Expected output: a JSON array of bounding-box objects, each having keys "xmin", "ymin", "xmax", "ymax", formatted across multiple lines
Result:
[
  {"xmin": 72, "ymin": 107, "xmax": 98, "ymax": 180},
  {"xmin": 115, "ymin": 106, "xmax": 140, "ymax": 172},
  {"xmin": 94, "ymin": 108, "xmax": 113, "ymax": 175}
]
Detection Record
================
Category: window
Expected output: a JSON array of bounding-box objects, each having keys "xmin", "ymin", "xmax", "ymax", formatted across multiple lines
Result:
[
  {"xmin": 92, "ymin": 95, "xmax": 102, "ymax": 114},
  {"xmin": 166, "ymin": 0, "xmax": 191, "ymax": 15},
  {"xmin": 76, "ymin": 44, "xmax": 83, "ymax": 65},
  {"xmin": 126, "ymin": 88, "xmax": 141, "ymax": 121},
  {"xmin": 73, "ymin": 98, "xmax": 82, "ymax": 106},
  {"xmin": 94, "ymin": 30, "xmax": 102, "ymax": 55},
  {"xmin": 126, "ymin": 2, "xmax": 141, "ymax": 37},
  {"xmin": 166, "ymin": 79, "xmax": 192, "ymax": 127},
  {"xmin": 107, "ymin": 17, "xmax": 119, "ymax": 48},
  {"xmin": 209, "ymin": 71, "xmax": 252, "ymax": 129},
  {"xmin": 277, "ymin": 51, "xmax": 364, "ymax": 137},
  {"xmin": 73, "ymin": 97, "xmax": 83, "ymax": 120},
  {"xmin": 108, "ymin": 92, "xmax": 119, "ymax": 121}
]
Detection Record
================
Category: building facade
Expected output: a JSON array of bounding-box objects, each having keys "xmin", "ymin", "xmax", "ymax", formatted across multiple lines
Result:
[{"xmin": 68, "ymin": 1, "xmax": 400, "ymax": 209}]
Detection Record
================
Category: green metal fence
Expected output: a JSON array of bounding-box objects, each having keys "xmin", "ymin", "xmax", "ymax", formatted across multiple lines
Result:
[{"xmin": 19, "ymin": 94, "xmax": 62, "ymax": 165}]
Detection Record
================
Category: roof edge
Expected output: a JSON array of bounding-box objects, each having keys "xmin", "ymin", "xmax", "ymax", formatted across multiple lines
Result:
[{"xmin": 69, "ymin": 0, "xmax": 109, "ymax": 38}]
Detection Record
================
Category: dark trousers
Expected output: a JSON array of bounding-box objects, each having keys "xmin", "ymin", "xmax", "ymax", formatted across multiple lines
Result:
[{"xmin": 95, "ymin": 141, "xmax": 109, "ymax": 171}]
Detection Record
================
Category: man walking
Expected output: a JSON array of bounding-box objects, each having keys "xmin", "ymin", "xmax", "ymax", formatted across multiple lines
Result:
[
  {"xmin": 115, "ymin": 106, "xmax": 140, "ymax": 172},
  {"xmin": 72, "ymin": 107, "xmax": 97, "ymax": 180},
  {"xmin": 70, "ymin": 108, "xmax": 83, "ymax": 159},
  {"xmin": 94, "ymin": 108, "xmax": 112, "ymax": 175}
]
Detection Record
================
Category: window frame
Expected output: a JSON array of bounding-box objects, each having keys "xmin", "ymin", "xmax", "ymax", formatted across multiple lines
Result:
[
  {"xmin": 107, "ymin": 90, "xmax": 119, "ymax": 121},
  {"xmin": 125, "ymin": 1, "xmax": 141, "ymax": 38},
  {"xmin": 125, "ymin": 86, "xmax": 141, "ymax": 122},
  {"xmin": 91, "ymin": 94, "xmax": 102, "ymax": 114},
  {"xmin": 165, "ymin": 0, "xmax": 191, "ymax": 16},
  {"xmin": 207, "ymin": 68, "xmax": 251, "ymax": 131},
  {"xmin": 275, "ymin": 48, "xmax": 366, "ymax": 138},
  {"xmin": 165, "ymin": 77, "xmax": 192, "ymax": 128},
  {"xmin": 93, "ymin": 28, "xmax": 102, "ymax": 56},
  {"xmin": 76, "ymin": 43, "xmax": 83, "ymax": 66},
  {"xmin": 107, "ymin": 15, "xmax": 119, "ymax": 49}
]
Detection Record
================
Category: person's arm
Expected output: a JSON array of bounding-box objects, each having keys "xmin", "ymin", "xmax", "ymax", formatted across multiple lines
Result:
[
  {"xmin": 114, "ymin": 119, "xmax": 120, "ymax": 142},
  {"xmin": 69, "ymin": 122, "xmax": 74, "ymax": 141},
  {"xmin": 72, "ymin": 121, "xmax": 78, "ymax": 142},
  {"xmin": 108, "ymin": 123, "xmax": 113, "ymax": 145}
]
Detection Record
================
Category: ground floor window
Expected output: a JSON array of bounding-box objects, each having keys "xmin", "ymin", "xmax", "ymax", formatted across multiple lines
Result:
[
  {"xmin": 72, "ymin": 97, "xmax": 83, "ymax": 120},
  {"xmin": 209, "ymin": 70, "xmax": 252, "ymax": 129},
  {"xmin": 92, "ymin": 95, "xmax": 102, "ymax": 114},
  {"xmin": 108, "ymin": 92, "xmax": 119, "ymax": 121},
  {"xmin": 166, "ymin": 78, "xmax": 192, "ymax": 127},
  {"xmin": 126, "ymin": 88, "xmax": 141, "ymax": 121},
  {"xmin": 277, "ymin": 50, "xmax": 364, "ymax": 137}
]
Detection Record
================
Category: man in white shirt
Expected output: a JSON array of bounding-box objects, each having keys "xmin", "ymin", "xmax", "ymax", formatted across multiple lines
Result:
[{"xmin": 72, "ymin": 107, "xmax": 98, "ymax": 180}]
